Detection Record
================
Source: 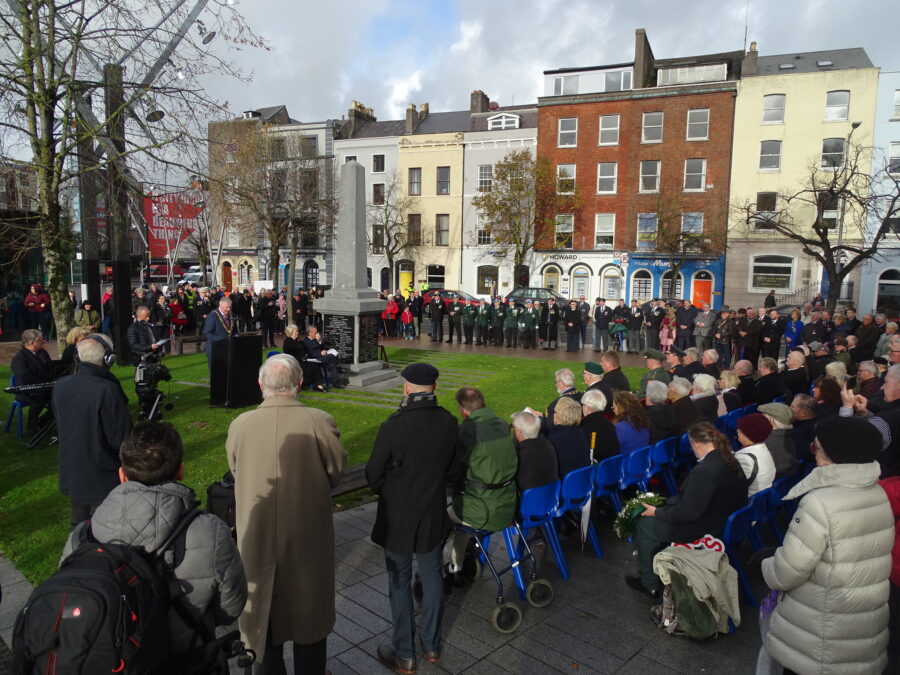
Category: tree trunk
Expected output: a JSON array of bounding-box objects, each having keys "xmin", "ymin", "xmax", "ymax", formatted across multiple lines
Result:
[
  {"xmin": 286, "ymin": 229, "xmax": 299, "ymax": 323},
  {"xmin": 823, "ymin": 265, "xmax": 843, "ymax": 314},
  {"xmin": 268, "ymin": 228, "xmax": 280, "ymax": 284},
  {"xmin": 43, "ymin": 208, "xmax": 75, "ymax": 342},
  {"xmin": 385, "ymin": 251, "xmax": 394, "ymax": 294}
]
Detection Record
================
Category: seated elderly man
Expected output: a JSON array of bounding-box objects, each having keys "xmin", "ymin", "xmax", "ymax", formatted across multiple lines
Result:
[
  {"xmin": 547, "ymin": 368, "xmax": 581, "ymax": 421},
  {"xmin": 701, "ymin": 349, "xmax": 721, "ymax": 379},
  {"xmin": 690, "ymin": 373, "xmax": 719, "ymax": 423},
  {"xmin": 579, "ymin": 389, "xmax": 620, "ymax": 461},
  {"xmin": 669, "ymin": 376, "xmax": 702, "ymax": 435},
  {"xmin": 790, "ymin": 394, "xmax": 819, "ymax": 463},
  {"xmin": 757, "ymin": 402, "xmax": 798, "ymax": 477},
  {"xmin": 582, "ymin": 362, "xmax": 613, "ymax": 414},
  {"xmin": 637, "ymin": 349, "xmax": 671, "ymax": 398},
  {"xmin": 755, "ymin": 357, "xmax": 786, "ymax": 404},
  {"xmin": 644, "ymin": 380, "xmax": 677, "ymax": 443},
  {"xmin": 856, "ymin": 360, "xmax": 882, "ymax": 400},
  {"xmin": 734, "ymin": 359, "xmax": 756, "ymax": 405},
  {"xmin": 548, "ymin": 397, "xmax": 591, "ymax": 478},
  {"xmin": 10, "ymin": 328, "xmax": 54, "ymax": 435},
  {"xmin": 599, "ymin": 351, "xmax": 631, "ymax": 393},
  {"xmin": 781, "ymin": 350, "xmax": 809, "ymax": 404},
  {"xmin": 665, "ymin": 348, "xmax": 689, "ymax": 379},
  {"xmin": 510, "ymin": 411, "xmax": 558, "ymax": 493},
  {"xmin": 682, "ymin": 347, "xmax": 704, "ymax": 380}
]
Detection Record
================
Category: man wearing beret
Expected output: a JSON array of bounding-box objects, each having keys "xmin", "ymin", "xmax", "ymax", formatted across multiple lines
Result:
[
  {"xmin": 637, "ymin": 349, "xmax": 671, "ymax": 398},
  {"xmin": 665, "ymin": 347, "xmax": 689, "ymax": 379},
  {"xmin": 583, "ymin": 362, "xmax": 613, "ymax": 414},
  {"xmin": 366, "ymin": 363, "xmax": 459, "ymax": 673}
]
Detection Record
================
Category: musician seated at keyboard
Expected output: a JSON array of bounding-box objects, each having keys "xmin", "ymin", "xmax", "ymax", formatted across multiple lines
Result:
[{"xmin": 10, "ymin": 329, "xmax": 54, "ymax": 434}]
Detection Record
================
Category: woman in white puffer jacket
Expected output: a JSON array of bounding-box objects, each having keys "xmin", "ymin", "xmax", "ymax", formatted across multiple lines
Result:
[{"xmin": 761, "ymin": 416, "xmax": 893, "ymax": 675}]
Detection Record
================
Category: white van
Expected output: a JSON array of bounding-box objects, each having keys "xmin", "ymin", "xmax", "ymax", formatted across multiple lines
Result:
[{"xmin": 182, "ymin": 265, "xmax": 213, "ymax": 285}]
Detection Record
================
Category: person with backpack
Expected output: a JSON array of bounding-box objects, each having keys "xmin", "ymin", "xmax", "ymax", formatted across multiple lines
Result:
[{"xmin": 14, "ymin": 421, "xmax": 247, "ymax": 673}]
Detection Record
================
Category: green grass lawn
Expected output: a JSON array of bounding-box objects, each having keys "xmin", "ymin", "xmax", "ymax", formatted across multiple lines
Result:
[{"xmin": 0, "ymin": 346, "xmax": 642, "ymax": 583}]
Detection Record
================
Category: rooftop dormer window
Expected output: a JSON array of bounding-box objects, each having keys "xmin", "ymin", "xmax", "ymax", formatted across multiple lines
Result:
[{"xmin": 487, "ymin": 113, "xmax": 520, "ymax": 130}]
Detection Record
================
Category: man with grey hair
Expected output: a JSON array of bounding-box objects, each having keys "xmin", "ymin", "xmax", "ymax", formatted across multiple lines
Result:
[
  {"xmin": 547, "ymin": 367, "xmax": 581, "ymax": 422},
  {"xmin": 701, "ymin": 348, "xmax": 720, "ymax": 378},
  {"xmin": 227, "ymin": 353, "xmax": 347, "ymax": 673},
  {"xmin": 10, "ymin": 328, "xmax": 53, "ymax": 435},
  {"xmin": 734, "ymin": 358, "xmax": 756, "ymax": 405},
  {"xmin": 755, "ymin": 356, "xmax": 786, "ymax": 404},
  {"xmin": 690, "ymin": 373, "xmax": 719, "ymax": 423},
  {"xmin": 683, "ymin": 347, "xmax": 703, "ymax": 379},
  {"xmin": 692, "ymin": 302, "xmax": 716, "ymax": 351},
  {"xmin": 511, "ymin": 411, "xmax": 558, "ymax": 491},
  {"xmin": 856, "ymin": 360, "xmax": 882, "ymax": 400},
  {"xmin": 579, "ymin": 389, "xmax": 620, "ymax": 460},
  {"xmin": 53, "ymin": 333, "xmax": 132, "ymax": 528},
  {"xmin": 203, "ymin": 296, "xmax": 238, "ymax": 369},
  {"xmin": 644, "ymin": 379, "xmax": 677, "ymax": 442},
  {"xmin": 669, "ymin": 376, "xmax": 702, "ymax": 434}
]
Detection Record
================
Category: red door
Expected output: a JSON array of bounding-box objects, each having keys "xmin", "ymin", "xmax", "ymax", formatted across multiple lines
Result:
[{"xmin": 692, "ymin": 279, "xmax": 712, "ymax": 308}]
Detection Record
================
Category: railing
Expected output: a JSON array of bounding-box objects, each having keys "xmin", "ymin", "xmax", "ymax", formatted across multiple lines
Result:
[{"xmin": 776, "ymin": 280, "xmax": 855, "ymax": 307}]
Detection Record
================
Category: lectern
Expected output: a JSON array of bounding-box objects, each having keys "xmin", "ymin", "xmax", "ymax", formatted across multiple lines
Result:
[{"xmin": 209, "ymin": 334, "xmax": 263, "ymax": 408}]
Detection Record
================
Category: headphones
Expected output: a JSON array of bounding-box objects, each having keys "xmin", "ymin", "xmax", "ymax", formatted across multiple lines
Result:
[{"xmin": 75, "ymin": 334, "xmax": 117, "ymax": 367}]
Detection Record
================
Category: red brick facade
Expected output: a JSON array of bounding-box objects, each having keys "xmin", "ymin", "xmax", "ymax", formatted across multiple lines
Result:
[{"xmin": 536, "ymin": 88, "xmax": 736, "ymax": 252}]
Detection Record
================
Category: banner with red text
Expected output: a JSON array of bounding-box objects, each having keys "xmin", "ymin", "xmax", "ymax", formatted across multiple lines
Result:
[{"xmin": 143, "ymin": 191, "xmax": 201, "ymax": 258}]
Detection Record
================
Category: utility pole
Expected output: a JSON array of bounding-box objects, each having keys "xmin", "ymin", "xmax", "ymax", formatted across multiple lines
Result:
[
  {"xmin": 76, "ymin": 92, "xmax": 102, "ymax": 308},
  {"xmin": 105, "ymin": 64, "xmax": 134, "ymax": 362}
]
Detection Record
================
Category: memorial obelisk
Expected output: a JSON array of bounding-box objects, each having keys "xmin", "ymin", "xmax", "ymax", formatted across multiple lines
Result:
[{"xmin": 316, "ymin": 161, "xmax": 395, "ymax": 387}]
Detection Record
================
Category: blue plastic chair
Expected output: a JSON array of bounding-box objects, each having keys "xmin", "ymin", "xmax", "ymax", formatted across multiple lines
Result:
[
  {"xmin": 773, "ymin": 473, "xmax": 800, "ymax": 517},
  {"xmin": 593, "ymin": 455, "xmax": 624, "ymax": 512},
  {"xmin": 516, "ymin": 481, "xmax": 569, "ymax": 580},
  {"xmin": 620, "ymin": 446, "xmax": 652, "ymax": 492},
  {"xmin": 744, "ymin": 403, "xmax": 758, "ymax": 415},
  {"xmin": 556, "ymin": 466, "xmax": 603, "ymax": 559},
  {"xmin": 772, "ymin": 395, "xmax": 785, "ymax": 404},
  {"xmin": 750, "ymin": 487, "xmax": 785, "ymax": 549},
  {"xmin": 266, "ymin": 350, "xmax": 280, "ymax": 359},
  {"xmin": 650, "ymin": 438, "xmax": 679, "ymax": 495},
  {"xmin": 3, "ymin": 375, "xmax": 25, "ymax": 439},
  {"xmin": 722, "ymin": 503, "xmax": 759, "ymax": 607},
  {"xmin": 676, "ymin": 433, "xmax": 695, "ymax": 468}
]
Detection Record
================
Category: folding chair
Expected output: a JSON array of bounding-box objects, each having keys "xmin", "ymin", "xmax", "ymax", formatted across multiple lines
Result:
[
  {"xmin": 515, "ymin": 481, "xmax": 569, "ymax": 580},
  {"xmin": 555, "ymin": 466, "xmax": 603, "ymax": 558},
  {"xmin": 650, "ymin": 437, "xmax": 679, "ymax": 495},
  {"xmin": 3, "ymin": 375, "xmax": 26, "ymax": 440},
  {"xmin": 619, "ymin": 445, "xmax": 652, "ymax": 493},
  {"xmin": 722, "ymin": 503, "xmax": 759, "ymax": 607}
]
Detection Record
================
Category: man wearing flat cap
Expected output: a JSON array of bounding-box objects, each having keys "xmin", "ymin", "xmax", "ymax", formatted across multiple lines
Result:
[
  {"xmin": 366, "ymin": 363, "xmax": 459, "ymax": 673},
  {"xmin": 637, "ymin": 348, "xmax": 671, "ymax": 398},
  {"xmin": 583, "ymin": 361, "xmax": 613, "ymax": 414}
]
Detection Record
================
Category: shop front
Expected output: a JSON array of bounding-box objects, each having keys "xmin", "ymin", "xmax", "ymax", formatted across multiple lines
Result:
[{"xmin": 625, "ymin": 255, "xmax": 726, "ymax": 309}]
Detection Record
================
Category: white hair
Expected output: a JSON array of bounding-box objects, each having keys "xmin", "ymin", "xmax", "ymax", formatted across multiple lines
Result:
[
  {"xmin": 669, "ymin": 376, "xmax": 692, "ymax": 398},
  {"xmin": 555, "ymin": 368, "xmax": 575, "ymax": 388},
  {"xmin": 888, "ymin": 364, "xmax": 900, "ymax": 383},
  {"xmin": 76, "ymin": 333, "xmax": 113, "ymax": 366},
  {"xmin": 824, "ymin": 361, "xmax": 848, "ymax": 386},
  {"xmin": 511, "ymin": 411, "xmax": 541, "ymax": 440},
  {"xmin": 581, "ymin": 388, "xmax": 608, "ymax": 413},
  {"xmin": 857, "ymin": 360, "xmax": 878, "ymax": 377},
  {"xmin": 684, "ymin": 347, "xmax": 700, "ymax": 362},
  {"xmin": 259, "ymin": 354, "xmax": 303, "ymax": 398},
  {"xmin": 646, "ymin": 380, "xmax": 668, "ymax": 405},
  {"xmin": 692, "ymin": 373, "xmax": 717, "ymax": 395},
  {"xmin": 219, "ymin": 297, "xmax": 232, "ymax": 307},
  {"xmin": 703, "ymin": 349, "xmax": 719, "ymax": 363}
]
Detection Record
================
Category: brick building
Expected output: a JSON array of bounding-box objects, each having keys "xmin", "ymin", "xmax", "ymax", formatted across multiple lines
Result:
[{"xmin": 536, "ymin": 29, "xmax": 738, "ymax": 307}]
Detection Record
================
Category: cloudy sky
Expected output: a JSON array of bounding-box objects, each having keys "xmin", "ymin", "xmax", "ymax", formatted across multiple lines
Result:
[{"xmin": 201, "ymin": 0, "xmax": 899, "ymax": 124}]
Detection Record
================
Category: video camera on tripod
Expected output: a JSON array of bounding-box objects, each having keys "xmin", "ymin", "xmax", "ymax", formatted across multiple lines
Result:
[{"xmin": 134, "ymin": 352, "xmax": 172, "ymax": 421}]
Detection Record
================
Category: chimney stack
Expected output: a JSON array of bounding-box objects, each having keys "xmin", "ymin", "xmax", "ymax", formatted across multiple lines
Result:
[
  {"xmin": 470, "ymin": 90, "xmax": 490, "ymax": 114},
  {"xmin": 742, "ymin": 41, "xmax": 758, "ymax": 76},
  {"xmin": 633, "ymin": 28, "xmax": 654, "ymax": 89},
  {"xmin": 418, "ymin": 103, "xmax": 429, "ymax": 121},
  {"xmin": 405, "ymin": 103, "xmax": 418, "ymax": 134},
  {"xmin": 343, "ymin": 100, "xmax": 376, "ymax": 138}
]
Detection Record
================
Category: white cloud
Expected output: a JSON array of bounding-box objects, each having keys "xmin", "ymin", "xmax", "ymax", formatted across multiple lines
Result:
[
  {"xmin": 386, "ymin": 70, "xmax": 423, "ymax": 119},
  {"xmin": 451, "ymin": 21, "xmax": 483, "ymax": 54}
]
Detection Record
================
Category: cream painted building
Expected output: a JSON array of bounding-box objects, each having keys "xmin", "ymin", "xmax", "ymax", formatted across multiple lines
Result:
[{"xmin": 725, "ymin": 46, "xmax": 879, "ymax": 309}]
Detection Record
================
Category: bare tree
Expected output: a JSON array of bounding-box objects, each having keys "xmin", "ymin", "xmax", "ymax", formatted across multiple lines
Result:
[
  {"xmin": 0, "ymin": 0, "xmax": 266, "ymax": 337},
  {"xmin": 472, "ymin": 149, "xmax": 581, "ymax": 286},
  {"xmin": 368, "ymin": 170, "xmax": 413, "ymax": 292},
  {"xmin": 734, "ymin": 140, "xmax": 900, "ymax": 313}
]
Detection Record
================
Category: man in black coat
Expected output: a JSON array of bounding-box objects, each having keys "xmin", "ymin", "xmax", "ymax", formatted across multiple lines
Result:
[
  {"xmin": 10, "ymin": 329, "xmax": 54, "ymax": 434},
  {"xmin": 542, "ymin": 297, "xmax": 561, "ymax": 350},
  {"xmin": 644, "ymin": 299, "xmax": 665, "ymax": 351},
  {"xmin": 643, "ymin": 380, "xmax": 678, "ymax": 443},
  {"xmin": 511, "ymin": 411, "xmax": 559, "ymax": 491},
  {"xmin": 742, "ymin": 310, "xmax": 763, "ymax": 366},
  {"xmin": 563, "ymin": 300, "xmax": 582, "ymax": 352},
  {"xmin": 754, "ymin": 357, "xmax": 786, "ymax": 404},
  {"xmin": 627, "ymin": 300, "xmax": 644, "ymax": 354},
  {"xmin": 675, "ymin": 300, "xmax": 696, "ymax": 351},
  {"xmin": 366, "ymin": 364, "xmax": 458, "ymax": 673},
  {"xmin": 801, "ymin": 312, "xmax": 827, "ymax": 346},
  {"xmin": 593, "ymin": 298, "xmax": 613, "ymax": 352},
  {"xmin": 53, "ymin": 334, "xmax": 132, "ymax": 529},
  {"xmin": 790, "ymin": 394, "xmax": 818, "ymax": 463},
  {"xmin": 598, "ymin": 351, "xmax": 631, "ymax": 393},
  {"xmin": 582, "ymin": 362, "xmax": 614, "ymax": 414},
  {"xmin": 579, "ymin": 388, "xmax": 621, "ymax": 461},
  {"xmin": 734, "ymin": 359, "xmax": 757, "ymax": 405},
  {"xmin": 780, "ymin": 350, "xmax": 809, "ymax": 404},
  {"xmin": 428, "ymin": 293, "xmax": 445, "ymax": 343},
  {"xmin": 126, "ymin": 306, "xmax": 160, "ymax": 365},
  {"xmin": 668, "ymin": 377, "xmax": 702, "ymax": 435},
  {"xmin": 547, "ymin": 368, "xmax": 582, "ymax": 422},
  {"xmin": 303, "ymin": 325, "xmax": 339, "ymax": 387},
  {"xmin": 760, "ymin": 309, "xmax": 786, "ymax": 360}
]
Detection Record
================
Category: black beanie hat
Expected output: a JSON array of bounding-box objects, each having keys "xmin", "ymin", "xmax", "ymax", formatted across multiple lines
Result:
[{"xmin": 815, "ymin": 416, "xmax": 882, "ymax": 464}]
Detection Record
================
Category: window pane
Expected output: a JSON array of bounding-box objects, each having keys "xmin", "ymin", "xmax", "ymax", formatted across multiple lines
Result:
[
  {"xmin": 890, "ymin": 142, "xmax": 900, "ymax": 175},
  {"xmin": 759, "ymin": 140, "xmax": 781, "ymax": 170},
  {"xmin": 821, "ymin": 138, "xmax": 845, "ymax": 168},
  {"xmin": 599, "ymin": 114, "xmax": 619, "ymax": 145},
  {"xmin": 752, "ymin": 255, "xmax": 793, "ymax": 289},
  {"xmin": 595, "ymin": 213, "xmax": 614, "ymax": 249},
  {"xmin": 684, "ymin": 158, "xmax": 706, "ymax": 190},
  {"xmin": 408, "ymin": 168, "xmax": 421, "ymax": 195},
  {"xmin": 437, "ymin": 166, "xmax": 450, "ymax": 195},
  {"xmin": 557, "ymin": 164, "xmax": 576, "ymax": 194},
  {"xmin": 373, "ymin": 154, "xmax": 385, "ymax": 172},
  {"xmin": 687, "ymin": 109, "xmax": 709, "ymax": 140},
  {"xmin": 372, "ymin": 183, "xmax": 385, "ymax": 205},
  {"xmin": 754, "ymin": 192, "xmax": 777, "ymax": 229},
  {"xmin": 640, "ymin": 160, "xmax": 660, "ymax": 192},
  {"xmin": 642, "ymin": 112, "xmax": 663, "ymax": 142},
  {"xmin": 894, "ymin": 90, "xmax": 900, "ymax": 118},
  {"xmin": 435, "ymin": 214, "xmax": 449, "ymax": 246},
  {"xmin": 605, "ymin": 71, "xmax": 624, "ymax": 92},
  {"xmin": 299, "ymin": 136, "xmax": 317, "ymax": 159},
  {"xmin": 637, "ymin": 214, "xmax": 657, "ymax": 251},
  {"xmin": 762, "ymin": 94, "xmax": 785, "ymax": 123},
  {"xmin": 478, "ymin": 164, "xmax": 493, "ymax": 192},
  {"xmin": 558, "ymin": 118, "xmax": 577, "ymax": 146},
  {"xmin": 682, "ymin": 212, "xmax": 703, "ymax": 233},
  {"xmin": 555, "ymin": 215, "xmax": 574, "ymax": 249},
  {"xmin": 825, "ymin": 90, "xmax": 850, "ymax": 121},
  {"xmin": 408, "ymin": 214, "xmax": 421, "ymax": 245},
  {"xmin": 597, "ymin": 162, "xmax": 617, "ymax": 193}
]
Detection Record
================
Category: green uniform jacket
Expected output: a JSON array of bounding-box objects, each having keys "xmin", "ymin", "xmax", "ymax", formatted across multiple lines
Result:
[
  {"xmin": 463, "ymin": 305, "xmax": 478, "ymax": 327},
  {"xmin": 504, "ymin": 306, "xmax": 522, "ymax": 329},
  {"xmin": 492, "ymin": 304, "xmax": 507, "ymax": 329},
  {"xmin": 447, "ymin": 302, "xmax": 464, "ymax": 324},
  {"xmin": 476, "ymin": 305, "xmax": 491, "ymax": 327},
  {"xmin": 637, "ymin": 366, "xmax": 672, "ymax": 397},
  {"xmin": 450, "ymin": 407, "xmax": 518, "ymax": 531},
  {"xmin": 521, "ymin": 308, "xmax": 538, "ymax": 330}
]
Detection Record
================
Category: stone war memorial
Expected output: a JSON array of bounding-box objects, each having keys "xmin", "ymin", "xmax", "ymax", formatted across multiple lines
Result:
[{"xmin": 316, "ymin": 160, "xmax": 396, "ymax": 387}]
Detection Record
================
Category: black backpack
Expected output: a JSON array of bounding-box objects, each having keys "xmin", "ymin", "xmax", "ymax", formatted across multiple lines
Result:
[
  {"xmin": 206, "ymin": 472, "xmax": 236, "ymax": 538},
  {"xmin": 12, "ymin": 508, "xmax": 202, "ymax": 674}
]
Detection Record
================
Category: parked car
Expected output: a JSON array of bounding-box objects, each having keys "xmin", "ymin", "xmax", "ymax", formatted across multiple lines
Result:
[
  {"xmin": 505, "ymin": 287, "xmax": 566, "ymax": 307},
  {"xmin": 426, "ymin": 289, "xmax": 480, "ymax": 307}
]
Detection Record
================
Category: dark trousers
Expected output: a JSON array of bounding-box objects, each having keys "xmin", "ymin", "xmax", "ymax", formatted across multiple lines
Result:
[
  {"xmin": 580, "ymin": 324, "xmax": 587, "ymax": 347},
  {"xmin": 70, "ymin": 499, "xmax": 103, "ymax": 530},
  {"xmin": 504, "ymin": 326, "xmax": 518, "ymax": 348},
  {"xmin": 522, "ymin": 328, "xmax": 536, "ymax": 349},
  {"xmin": 889, "ymin": 583, "xmax": 900, "ymax": 675},
  {"xmin": 565, "ymin": 331, "xmax": 579, "ymax": 351},
  {"xmin": 475, "ymin": 325, "xmax": 488, "ymax": 344},
  {"xmin": 643, "ymin": 328, "xmax": 658, "ymax": 350},
  {"xmin": 384, "ymin": 545, "xmax": 444, "ymax": 661},
  {"xmin": 431, "ymin": 318, "xmax": 443, "ymax": 342},
  {"xmin": 447, "ymin": 321, "xmax": 462, "ymax": 343},
  {"xmin": 463, "ymin": 325, "xmax": 474, "ymax": 344},
  {"xmin": 260, "ymin": 319, "xmax": 276, "ymax": 347},
  {"xmin": 635, "ymin": 517, "xmax": 665, "ymax": 592},
  {"xmin": 761, "ymin": 340, "xmax": 780, "ymax": 360},
  {"xmin": 253, "ymin": 625, "xmax": 326, "ymax": 675},
  {"xmin": 545, "ymin": 325, "xmax": 558, "ymax": 349},
  {"xmin": 627, "ymin": 329, "xmax": 642, "ymax": 353},
  {"xmin": 714, "ymin": 341, "xmax": 732, "ymax": 369},
  {"xmin": 492, "ymin": 325, "xmax": 503, "ymax": 346},
  {"xmin": 675, "ymin": 331, "xmax": 691, "ymax": 351}
]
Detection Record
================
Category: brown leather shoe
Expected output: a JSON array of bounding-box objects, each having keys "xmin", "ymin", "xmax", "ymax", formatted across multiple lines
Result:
[
  {"xmin": 376, "ymin": 645, "xmax": 417, "ymax": 674},
  {"xmin": 423, "ymin": 650, "xmax": 440, "ymax": 663}
]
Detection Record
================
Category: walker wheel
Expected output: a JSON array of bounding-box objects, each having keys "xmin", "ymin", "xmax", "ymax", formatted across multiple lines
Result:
[
  {"xmin": 491, "ymin": 602, "xmax": 522, "ymax": 633},
  {"xmin": 526, "ymin": 579, "xmax": 554, "ymax": 608}
]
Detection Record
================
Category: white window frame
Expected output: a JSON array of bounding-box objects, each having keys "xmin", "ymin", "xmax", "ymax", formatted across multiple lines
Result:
[
  {"xmin": 637, "ymin": 213, "xmax": 658, "ymax": 251},
  {"xmin": 759, "ymin": 140, "xmax": 782, "ymax": 171},
  {"xmin": 686, "ymin": 108, "xmax": 709, "ymax": 140},
  {"xmin": 894, "ymin": 90, "xmax": 900, "ymax": 119},
  {"xmin": 344, "ymin": 155, "xmax": 357, "ymax": 163},
  {"xmin": 408, "ymin": 167, "xmax": 421, "ymax": 196},
  {"xmin": 820, "ymin": 137, "xmax": 845, "ymax": 170},
  {"xmin": 436, "ymin": 166, "xmax": 451, "ymax": 195},
  {"xmin": 476, "ymin": 214, "xmax": 492, "ymax": 245},
  {"xmin": 372, "ymin": 154, "xmax": 385, "ymax": 173},
  {"xmin": 596, "ymin": 162, "xmax": 617, "ymax": 194},
  {"xmin": 681, "ymin": 212, "xmax": 704, "ymax": 234},
  {"xmin": 825, "ymin": 90, "xmax": 850, "ymax": 122},
  {"xmin": 553, "ymin": 75, "xmax": 579, "ymax": 96},
  {"xmin": 683, "ymin": 158, "xmax": 707, "ymax": 191},
  {"xmin": 753, "ymin": 192, "xmax": 778, "ymax": 230},
  {"xmin": 631, "ymin": 269, "xmax": 653, "ymax": 300},
  {"xmin": 762, "ymin": 94, "xmax": 785, "ymax": 124},
  {"xmin": 642, "ymin": 111, "xmax": 664, "ymax": 143},
  {"xmin": 558, "ymin": 117, "xmax": 578, "ymax": 147},
  {"xmin": 598, "ymin": 114, "xmax": 620, "ymax": 145},
  {"xmin": 435, "ymin": 214, "xmax": 450, "ymax": 246},
  {"xmin": 603, "ymin": 70, "xmax": 632, "ymax": 93},
  {"xmin": 557, "ymin": 164, "xmax": 576, "ymax": 195},
  {"xmin": 487, "ymin": 113, "xmax": 520, "ymax": 130},
  {"xmin": 889, "ymin": 142, "xmax": 900, "ymax": 176},
  {"xmin": 594, "ymin": 213, "xmax": 615, "ymax": 250},
  {"xmin": 657, "ymin": 63, "xmax": 726, "ymax": 86},
  {"xmin": 639, "ymin": 160, "xmax": 660, "ymax": 193},
  {"xmin": 749, "ymin": 254, "xmax": 796, "ymax": 292},
  {"xmin": 555, "ymin": 214, "xmax": 574, "ymax": 250},
  {"xmin": 478, "ymin": 164, "xmax": 493, "ymax": 192}
]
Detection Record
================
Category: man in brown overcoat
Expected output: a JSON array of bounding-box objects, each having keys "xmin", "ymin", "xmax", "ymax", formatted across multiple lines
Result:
[{"xmin": 227, "ymin": 353, "xmax": 347, "ymax": 674}]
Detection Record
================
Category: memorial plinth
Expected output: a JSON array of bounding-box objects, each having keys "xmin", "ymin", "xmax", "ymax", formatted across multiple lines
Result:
[{"xmin": 316, "ymin": 161, "xmax": 396, "ymax": 388}]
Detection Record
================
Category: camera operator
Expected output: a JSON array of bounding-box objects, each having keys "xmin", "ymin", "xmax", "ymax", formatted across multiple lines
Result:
[
  {"xmin": 127, "ymin": 305, "xmax": 160, "ymax": 364},
  {"xmin": 53, "ymin": 333, "xmax": 132, "ymax": 529},
  {"xmin": 10, "ymin": 329, "xmax": 53, "ymax": 435}
]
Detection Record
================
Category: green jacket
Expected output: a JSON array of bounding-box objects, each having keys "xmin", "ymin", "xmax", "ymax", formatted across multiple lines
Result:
[
  {"xmin": 463, "ymin": 304, "xmax": 478, "ymax": 327},
  {"xmin": 637, "ymin": 366, "xmax": 672, "ymax": 398},
  {"xmin": 74, "ymin": 308, "xmax": 101, "ymax": 329},
  {"xmin": 491, "ymin": 304, "xmax": 506, "ymax": 327},
  {"xmin": 447, "ymin": 302, "xmax": 464, "ymax": 323},
  {"xmin": 504, "ymin": 306, "xmax": 522, "ymax": 329},
  {"xmin": 521, "ymin": 308, "xmax": 538, "ymax": 330},
  {"xmin": 476, "ymin": 305, "xmax": 491, "ymax": 327},
  {"xmin": 450, "ymin": 407, "xmax": 518, "ymax": 531}
]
